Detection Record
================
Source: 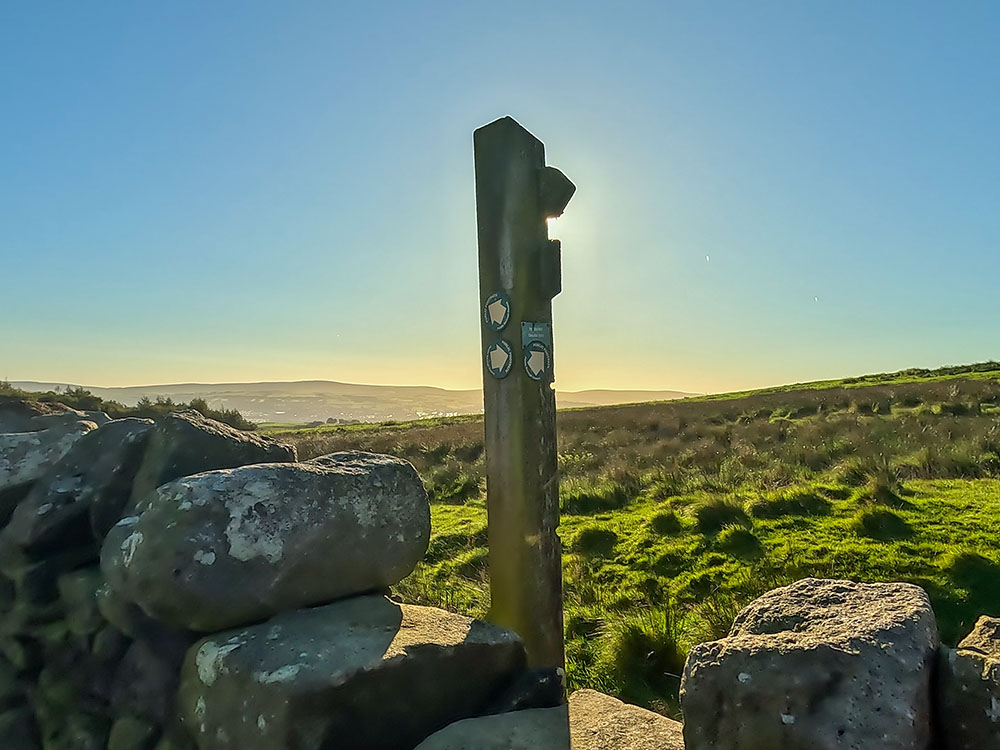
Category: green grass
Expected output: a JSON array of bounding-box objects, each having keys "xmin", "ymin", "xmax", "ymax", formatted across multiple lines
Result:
[{"xmin": 268, "ymin": 371, "xmax": 1000, "ymax": 718}]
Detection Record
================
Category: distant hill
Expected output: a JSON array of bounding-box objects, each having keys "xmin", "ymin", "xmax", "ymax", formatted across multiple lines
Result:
[{"xmin": 10, "ymin": 381, "xmax": 698, "ymax": 424}]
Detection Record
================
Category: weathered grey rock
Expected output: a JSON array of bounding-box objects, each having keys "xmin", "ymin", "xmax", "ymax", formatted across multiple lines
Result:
[
  {"xmin": 108, "ymin": 716, "xmax": 160, "ymax": 750},
  {"xmin": 95, "ymin": 582, "xmax": 195, "ymax": 652},
  {"xmin": 482, "ymin": 667, "xmax": 565, "ymax": 715},
  {"xmin": 0, "ymin": 705, "xmax": 41, "ymax": 749},
  {"xmin": 0, "ymin": 399, "xmax": 101, "ymax": 433},
  {"xmin": 128, "ymin": 411, "xmax": 295, "ymax": 507},
  {"xmin": 103, "ymin": 452, "xmax": 430, "ymax": 631},
  {"xmin": 0, "ymin": 657, "xmax": 27, "ymax": 709},
  {"xmin": 937, "ymin": 615, "xmax": 1000, "ymax": 749},
  {"xmin": 416, "ymin": 689, "xmax": 685, "ymax": 749},
  {"xmin": 112, "ymin": 640, "xmax": 183, "ymax": 725},
  {"xmin": 0, "ymin": 418, "xmax": 154, "ymax": 557},
  {"xmin": 154, "ymin": 731, "xmax": 196, "ymax": 750},
  {"xmin": 39, "ymin": 710, "xmax": 109, "ymax": 750},
  {"xmin": 2, "ymin": 543, "xmax": 98, "ymax": 604},
  {"xmin": 681, "ymin": 578, "xmax": 938, "ymax": 750},
  {"xmin": 57, "ymin": 567, "xmax": 104, "ymax": 636},
  {"xmin": 91, "ymin": 625, "xmax": 131, "ymax": 665},
  {"xmin": 178, "ymin": 595, "xmax": 525, "ymax": 750},
  {"xmin": 0, "ymin": 420, "xmax": 97, "ymax": 521},
  {"xmin": 0, "ymin": 398, "xmax": 64, "ymax": 433}
]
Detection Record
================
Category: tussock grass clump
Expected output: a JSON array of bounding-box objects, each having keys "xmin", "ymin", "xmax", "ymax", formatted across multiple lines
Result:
[
  {"xmin": 561, "ymin": 479, "xmax": 636, "ymax": 515},
  {"xmin": 936, "ymin": 401, "xmax": 980, "ymax": 417},
  {"xmin": 652, "ymin": 550, "xmax": 688, "ymax": 577},
  {"xmin": 853, "ymin": 508, "xmax": 912, "ymax": 540},
  {"xmin": 649, "ymin": 510, "xmax": 682, "ymax": 535},
  {"xmin": 426, "ymin": 473, "xmax": 480, "ymax": 504},
  {"xmin": 694, "ymin": 498, "xmax": 749, "ymax": 535},
  {"xmin": 573, "ymin": 526, "xmax": 619, "ymax": 557},
  {"xmin": 945, "ymin": 551, "xmax": 1000, "ymax": 590},
  {"xmin": 593, "ymin": 607, "xmax": 687, "ymax": 712},
  {"xmin": 424, "ymin": 527, "xmax": 488, "ymax": 563},
  {"xmin": 748, "ymin": 489, "xmax": 831, "ymax": 519},
  {"xmin": 451, "ymin": 548, "xmax": 488, "ymax": 580},
  {"xmin": 716, "ymin": 526, "xmax": 763, "ymax": 559}
]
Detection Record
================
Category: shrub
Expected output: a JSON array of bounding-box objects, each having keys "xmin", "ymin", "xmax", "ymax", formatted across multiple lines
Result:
[
  {"xmin": 936, "ymin": 401, "xmax": 979, "ymax": 417},
  {"xmin": 694, "ymin": 498, "xmax": 749, "ymax": 535},
  {"xmin": 853, "ymin": 508, "xmax": 912, "ymax": 540}
]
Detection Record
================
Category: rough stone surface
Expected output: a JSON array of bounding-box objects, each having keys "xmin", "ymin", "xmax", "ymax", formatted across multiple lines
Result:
[
  {"xmin": 0, "ymin": 399, "xmax": 69, "ymax": 433},
  {"xmin": 0, "ymin": 399, "xmax": 106, "ymax": 433},
  {"xmin": 108, "ymin": 715, "xmax": 160, "ymax": 750},
  {"xmin": 178, "ymin": 595, "xmax": 525, "ymax": 750},
  {"xmin": 95, "ymin": 582, "xmax": 194, "ymax": 650},
  {"xmin": 0, "ymin": 705, "xmax": 42, "ymax": 749},
  {"xmin": 0, "ymin": 418, "xmax": 153, "ymax": 558},
  {"xmin": 937, "ymin": 615, "xmax": 1000, "ymax": 749},
  {"xmin": 102, "ymin": 452, "xmax": 430, "ymax": 631},
  {"xmin": 112, "ymin": 641, "xmax": 184, "ymax": 725},
  {"xmin": 482, "ymin": 667, "xmax": 565, "ymax": 715},
  {"xmin": 680, "ymin": 577, "xmax": 938, "ymax": 750},
  {"xmin": 0, "ymin": 420, "xmax": 97, "ymax": 519},
  {"xmin": 416, "ymin": 689, "xmax": 685, "ymax": 749},
  {"xmin": 128, "ymin": 411, "xmax": 295, "ymax": 507}
]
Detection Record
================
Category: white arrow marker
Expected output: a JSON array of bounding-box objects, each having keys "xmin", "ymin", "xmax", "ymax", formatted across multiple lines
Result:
[
  {"xmin": 526, "ymin": 348, "xmax": 546, "ymax": 377},
  {"xmin": 487, "ymin": 298, "xmax": 509, "ymax": 327},
  {"xmin": 489, "ymin": 345, "xmax": 510, "ymax": 373}
]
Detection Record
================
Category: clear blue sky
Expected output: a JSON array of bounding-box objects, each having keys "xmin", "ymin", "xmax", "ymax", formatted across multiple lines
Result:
[{"xmin": 2, "ymin": 1, "xmax": 997, "ymax": 393}]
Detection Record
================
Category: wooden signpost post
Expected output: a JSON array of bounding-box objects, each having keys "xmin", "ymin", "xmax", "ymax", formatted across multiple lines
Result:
[{"xmin": 474, "ymin": 116, "xmax": 575, "ymax": 669}]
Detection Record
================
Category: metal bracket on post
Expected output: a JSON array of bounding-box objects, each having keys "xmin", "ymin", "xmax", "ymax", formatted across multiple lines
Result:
[{"xmin": 474, "ymin": 116, "xmax": 575, "ymax": 669}]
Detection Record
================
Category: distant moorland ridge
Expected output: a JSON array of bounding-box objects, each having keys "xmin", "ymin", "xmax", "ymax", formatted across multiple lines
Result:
[{"xmin": 8, "ymin": 380, "xmax": 699, "ymax": 424}]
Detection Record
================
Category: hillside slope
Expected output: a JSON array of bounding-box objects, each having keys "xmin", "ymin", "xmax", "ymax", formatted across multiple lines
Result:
[{"xmin": 269, "ymin": 370, "xmax": 1000, "ymax": 717}]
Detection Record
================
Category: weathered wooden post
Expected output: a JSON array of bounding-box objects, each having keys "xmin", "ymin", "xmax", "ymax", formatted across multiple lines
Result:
[{"xmin": 474, "ymin": 116, "xmax": 575, "ymax": 669}]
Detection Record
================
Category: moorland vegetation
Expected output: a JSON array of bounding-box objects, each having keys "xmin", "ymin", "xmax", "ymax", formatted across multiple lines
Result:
[{"xmin": 268, "ymin": 363, "xmax": 1000, "ymax": 716}]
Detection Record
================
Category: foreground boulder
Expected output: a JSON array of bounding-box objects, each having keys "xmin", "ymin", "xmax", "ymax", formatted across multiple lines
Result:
[
  {"xmin": 681, "ymin": 578, "xmax": 938, "ymax": 750},
  {"xmin": 128, "ymin": 411, "xmax": 295, "ymax": 508},
  {"xmin": 0, "ymin": 419, "xmax": 154, "ymax": 558},
  {"xmin": 102, "ymin": 452, "xmax": 430, "ymax": 631},
  {"xmin": 0, "ymin": 399, "xmax": 108, "ymax": 434},
  {"xmin": 938, "ymin": 615, "xmax": 1000, "ymax": 749},
  {"xmin": 415, "ymin": 689, "xmax": 684, "ymax": 749},
  {"xmin": 0, "ymin": 421, "xmax": 97, "ymax": 517},
  {"xmin": 177, "ymin": 595, "xmax": 525, "ymax": 750}
]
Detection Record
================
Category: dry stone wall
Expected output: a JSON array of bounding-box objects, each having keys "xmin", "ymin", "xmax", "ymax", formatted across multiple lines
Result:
[{"xmin": 0, "ymin": 403, "xmax": 557, "ymax": 750}]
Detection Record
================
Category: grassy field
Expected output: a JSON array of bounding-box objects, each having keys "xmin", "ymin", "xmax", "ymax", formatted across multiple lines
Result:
[{"xmin": 267, "ymin": 367, "xmax": 1000, "ymax": 717}]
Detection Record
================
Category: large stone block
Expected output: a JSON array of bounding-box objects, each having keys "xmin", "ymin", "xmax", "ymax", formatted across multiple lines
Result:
[
  {"xmin": 937, "ymin": 615, "xmax": 1000, "ymax": 749},
  {"xmin": 0, "ymin": 418, "xmax": 153, "ymax": 559},
  {"xmin": 102, "ymin": 452, "xmax": 429, "ymax": 631},
  {"xmin": 178, "ymin": 595, "xmax": 525, "ymax": 750},
  {"xmin": 0, "ymin": 421, "xmax": 97, "ymax": 522},
  {"xmin": 0, "ymin": 705, "xmax": 41, "ymax": 749},
  {"xmin": 681, "ymin": 578, "xmax": 938, "ymax": 750},
  {"xmin": 415, "ymin": 688, "xmax": 685, "ymax": 749},
  {"xmin": 0, "ymin": 399, "xmax": 105, "ymax": 433},
  {"xmin": 128, "ymin": 411, "xmax": 295, "ymax": 507}
]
